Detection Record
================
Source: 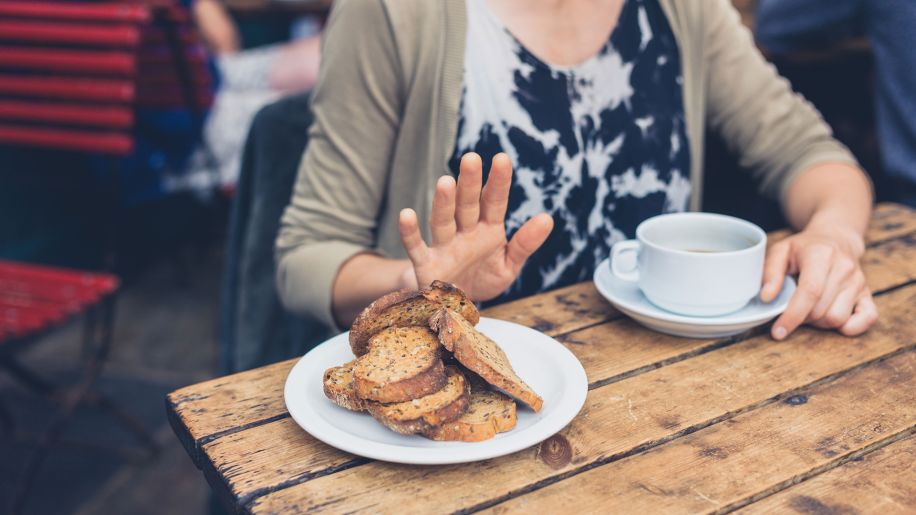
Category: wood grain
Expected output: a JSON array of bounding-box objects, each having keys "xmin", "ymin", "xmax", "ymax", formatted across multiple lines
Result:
[
  {"xmin": 166, "ymin": 359, "xmax": 296, "ymax": 465},
  {"xmin": 482, "ymin": 281, "xmax": 618, "ymax": 336},
  {"xmin": 766, "ymin": 202, "xmax": 916, "ymax": 247},
  {"xmin": 737, "ymin": 435, "xmax": 916, "ymax": 515},
  {"xmin": 862, "ymin": 233, "xmax": 916, "ymax": 293},
  {"xmin": 483, "ymin": 351, "xmax": 916, "ymax": 514},
  {"xmin": 247, "ymin": 287, "xmax": 915, "ymax": 514},
  {"xmin": 200, "ymin": 417, "xmax": 359, "ymax": 507},
  {"xmin": 867, "ymin": 202, "xmax": 916, "ymax": 243}
]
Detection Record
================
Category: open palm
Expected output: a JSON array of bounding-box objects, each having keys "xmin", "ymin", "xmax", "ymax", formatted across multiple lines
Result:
[{"xmin": 398, "ymin": 153, "xmax": 554, "ymax": 301}]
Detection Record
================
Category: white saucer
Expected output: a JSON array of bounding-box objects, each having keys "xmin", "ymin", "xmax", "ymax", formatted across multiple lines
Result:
[{"xmin": 593, "ymin": 258, "xmax": 796, "ymax": 339}]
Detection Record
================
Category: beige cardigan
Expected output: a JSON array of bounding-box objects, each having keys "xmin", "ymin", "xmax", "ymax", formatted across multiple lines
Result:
[{"xmin": 276, "ymin": 0, "xmax": 857, "ymax": 328}]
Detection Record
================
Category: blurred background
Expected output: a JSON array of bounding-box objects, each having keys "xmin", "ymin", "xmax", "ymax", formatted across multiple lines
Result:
[{"xmin": 0, "ymin": 0, "xmax": 908, "ymax": 513}]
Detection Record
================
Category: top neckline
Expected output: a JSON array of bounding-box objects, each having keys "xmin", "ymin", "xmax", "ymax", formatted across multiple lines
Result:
[{"xmin": 472, "ymin": 0, "xmax": 632, "ymax": 74}]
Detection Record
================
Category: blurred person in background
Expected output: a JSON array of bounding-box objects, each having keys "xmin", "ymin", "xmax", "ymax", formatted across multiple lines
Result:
[
  {"xmin": 757, "ymin": 0, "xmax": 916, "ymax": 208},
  {"xmin": 173, "ymin": 0, "xmax": 323, "ymax": 193},
  {"xmin": 276, "ymin": 0, "xmax": 879, "ymax": 343}
]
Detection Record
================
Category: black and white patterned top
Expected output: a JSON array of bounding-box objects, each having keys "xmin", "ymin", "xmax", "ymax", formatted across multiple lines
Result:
[{"xmin": 449, "ymin": 0, "xmax": 691, "ymax": 303}]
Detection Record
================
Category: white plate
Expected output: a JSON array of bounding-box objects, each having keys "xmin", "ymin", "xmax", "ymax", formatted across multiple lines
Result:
[
  {"xmin": 284, "ymin": 317, "xmax": 588, "ymax": 465},
  {"xmin": 593, "ymin": 258, "xmax": 795, "ymax": 338}
]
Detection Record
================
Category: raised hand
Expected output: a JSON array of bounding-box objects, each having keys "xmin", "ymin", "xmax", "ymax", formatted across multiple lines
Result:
[{"xmin": 397, "ymin": 152, "xmax": 554, "ymax": 301}]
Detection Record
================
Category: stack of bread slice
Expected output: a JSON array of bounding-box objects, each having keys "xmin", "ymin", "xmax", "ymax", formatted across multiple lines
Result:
[{"xmin": 323, "ymin": 280, "xmax": 543, "ymax": 441}]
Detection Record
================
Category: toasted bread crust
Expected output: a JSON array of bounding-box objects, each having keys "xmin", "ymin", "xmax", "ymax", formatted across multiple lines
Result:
[
  {"xmin": 348, "ymin": 280, "xmax": 479, "ymax": 357},
  {"xmin": 368, "ymin": 367, "xmax": 470, "ymax": 435},
  {"xmin": 423, "ymin": 389, "xmax": 517, "ymax": 442},
  {"xmin": 322, "ymin": 360, "xmax": 367, "ymax": 412},
  {"xmin": 431, "ymin": 309, "xmax": 544, "ymax": 412},
  {"xmin": 353, "ymin": 327, "xmax": 446, "ymax": 403},
  {"xmin": 355, "ymin": 357, "xmax": 446, "ymax": 403}
]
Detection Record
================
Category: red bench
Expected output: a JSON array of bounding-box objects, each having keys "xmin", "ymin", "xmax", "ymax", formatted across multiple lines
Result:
[
  {"xmin": 0, "ymin": 0, "xmax": 212, "ymax": 155},
  {"xmin": 0, "ymin": 2, "xmax": 213, "ymax": 512}
]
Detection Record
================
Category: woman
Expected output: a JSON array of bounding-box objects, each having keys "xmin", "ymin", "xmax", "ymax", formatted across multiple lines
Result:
[{"xmin": 276, "ymin": 0, "xmax": 877, "ymax": 341}]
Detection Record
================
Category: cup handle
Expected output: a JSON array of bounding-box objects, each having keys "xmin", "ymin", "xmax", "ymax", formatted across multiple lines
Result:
[{"xmin": 610, "ymin": 240, "xmax": 640, "ymax": 283}]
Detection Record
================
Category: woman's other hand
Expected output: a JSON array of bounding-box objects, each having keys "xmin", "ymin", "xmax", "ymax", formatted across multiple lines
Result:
[
  {"xmin": 760, "ymin": 223, "xmax": 878, "ymax": 340},
  {"xmin": 398, "ymin": 152, "xmax": 554, "ymax": 301}
]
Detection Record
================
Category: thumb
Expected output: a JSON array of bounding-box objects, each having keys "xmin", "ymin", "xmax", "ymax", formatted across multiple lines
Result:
[{"xmin": 505, "ymin": 213, "xmax": 553, "ymax": 274}]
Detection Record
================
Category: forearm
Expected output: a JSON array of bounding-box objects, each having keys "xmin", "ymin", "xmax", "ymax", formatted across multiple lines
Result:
[
  {"xmin": 193, "ymin": 0, "xmax": 240, "ymax": 55},
  {"xmin": 332, "ymin": 253, "xmax": 413, "ymax": 328},
  {"xmin": 783, "ymin": 162, "xmax": 872, "ymax": 249}
]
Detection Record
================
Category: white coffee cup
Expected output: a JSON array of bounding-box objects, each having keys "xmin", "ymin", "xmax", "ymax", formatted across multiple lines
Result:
[{"xmin": 610, "ymin": 212, "xmax": 767, "ymax": 317}]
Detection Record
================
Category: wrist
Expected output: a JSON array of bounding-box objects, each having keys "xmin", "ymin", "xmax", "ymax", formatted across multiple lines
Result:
[{"xmin": 804, "ymin": 213, "xmax": 866, "ymax": 257}]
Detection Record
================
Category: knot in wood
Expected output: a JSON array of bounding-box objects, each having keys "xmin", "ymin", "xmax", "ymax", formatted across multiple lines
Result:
[{"xmin": 538, "ymin": 434, "xmax": 572, "ymax": 469}]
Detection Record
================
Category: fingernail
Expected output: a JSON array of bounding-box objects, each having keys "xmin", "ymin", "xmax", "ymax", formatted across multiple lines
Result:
[{"xmin": 773, "ymin": 326, "xmax": 787, "ymax": 340}]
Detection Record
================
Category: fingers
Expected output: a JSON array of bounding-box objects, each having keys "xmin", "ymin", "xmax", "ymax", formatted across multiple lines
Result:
[
  {"xmin": 771, "ymin": 244, "xmax": 833, "ymax": 340},
  {"xmin": 505, "ymin": 213, "xmax": 554, "ymax": 274},
  {"xmin": 809, "ymin": 256, "xmax": 858, "ymax": 321},
  {"xmin": 810, "ymin": 280, "xmax": 859, "ymax": 329},
  {"xmin": 481, "ymin": 153, "xmax": 513, "ymax": 225},
  {"xmin": 760, "ymin": 241, "xmax": 790, "ymax": 302},
  {"xmin": 839, "ymin": 291, "xmax": 879, "ymax": 336},
  {"xmin": 429, "ymin": 175, "xmax": 457, "ymax": 245},
  {"xmin": 455, "ymin": 153, "xmax": 483, "ymax": 231},
  {"xmin": 399, "ymin": 208, "xmax": 429, "ymax": 264}
]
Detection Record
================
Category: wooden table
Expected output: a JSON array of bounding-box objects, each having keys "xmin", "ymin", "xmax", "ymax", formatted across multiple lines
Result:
[{"xmin": 168, "ymin": 202, "xmax": 916, "ymax": 514}]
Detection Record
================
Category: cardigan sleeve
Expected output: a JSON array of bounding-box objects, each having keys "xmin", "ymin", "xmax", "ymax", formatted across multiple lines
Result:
[
  {"xmin": 702, "ymin": 0, "xmax": 861, "ymax": 202},
  {"xmin": 275, "ymin": 0, "xmax": 403, "ymax": 329}
]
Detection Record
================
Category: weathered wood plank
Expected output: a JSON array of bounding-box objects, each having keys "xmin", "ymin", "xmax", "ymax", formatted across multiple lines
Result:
[
  {"xmin": 767, "ymin": 202, "xmax": 915, "ymax": 246},
  {"xmin": 867, "ymin": 202, "xmax": 916, "ymax": 243},
  {"xmin": 482, "ymin": 281, "xmax": 618, "ymax": 336},
  {"xmin": 737, "ymin": 435, "xmax": 916, "ymax": 515},
  {"xmin": 200, "ymin": 418, "xmax": 361, "ymax": 509},
  {"xmin": 862, "ymin": 233, "xmax": 916, "ymax": 293},
  {"xmin": 166, "ymin": 359, "xmax": 296, "ymax": 465},
  {"xmin": 483, "ymin": 351, "xmax": 916, "ymax": 514},
  {"xmin": 246, "ymin": 287, "xmax": 915, "ymax": 514}
]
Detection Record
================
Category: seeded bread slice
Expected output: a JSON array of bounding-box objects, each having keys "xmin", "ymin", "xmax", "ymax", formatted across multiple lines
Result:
[
  {"xmin": 353, "ymin": 326, "xmax": 446, "ymax": 403},
  {"xmin": 423, "ymin": 389, "xmax": 517, "ymax": 442},
  {"xmin": 323, "ymin": 360, "xmax": 368, "ymax": 411},
  {"xmin": 430, "ymin": 309, "xmax": 544, "ymax": 412},
  {"xmin": 368, "ymin": 366, "xmax": 470, "ymax": 435},
  {"xmin": 349, "ymin": 280, "xmax": 480, "ymax": 357}
]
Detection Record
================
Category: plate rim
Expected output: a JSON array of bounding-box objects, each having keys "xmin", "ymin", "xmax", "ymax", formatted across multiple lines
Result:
[
  {"xmin": 283, "ymin": 317, "xmax": 588, "ymax": 465},
  {"xmin": 593, "ymin": 258, "xmax": 795, "ymax": 327}
]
